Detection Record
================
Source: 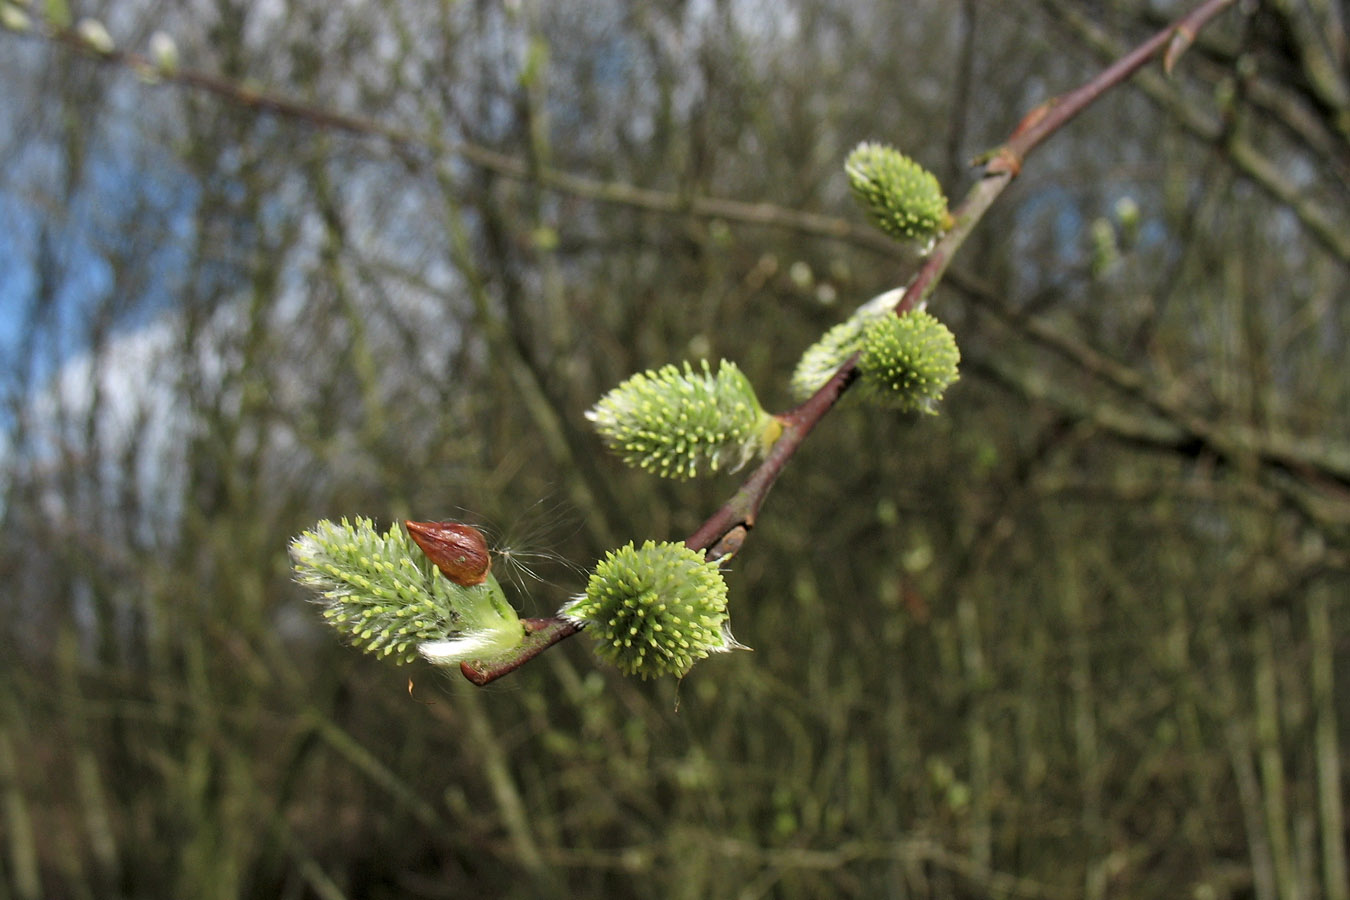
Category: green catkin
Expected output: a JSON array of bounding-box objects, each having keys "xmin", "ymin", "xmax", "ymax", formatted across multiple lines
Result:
[
  {"xmin": 560, "ymin": 540, "xmax": 742, "ymax": 679},
  {"xmin": 790, "ymin": 287, "xmax": 904, "ymax": 400},
  {"xmin": 290, "ymin": 517, "xmax": 524, "ymax": 666},
  {"xmin": 856, "ymin": 310, "xmax": 960, "ymax": 413},
  {"xmin": 845, "ymin": 142, "xmax": 950, "ymax": 243},
  {"xmin": 587, "ymin": 360, "xmax": 780, "ymax": 480}
]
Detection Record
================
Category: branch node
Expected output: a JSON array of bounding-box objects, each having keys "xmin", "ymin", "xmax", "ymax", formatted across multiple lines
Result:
[
  {"xmin": 1164, "ymin": 25, "xmax": 1197, "ymax": 75},
  {"xmin": 984, "ymin": 146, "xmax": 1022, "ymax": 178}
]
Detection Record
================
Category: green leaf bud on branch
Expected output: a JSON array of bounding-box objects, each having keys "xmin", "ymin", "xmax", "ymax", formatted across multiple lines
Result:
[
  {"xmin": 845, "ymin": 142, "xmax": 951, "ymax": 243},
  {"xmin": 587, "ymin": 359, "xmax": 782, "ymax": 480},
  {"xmin": 290, "ymin": 517, "xmax": 525, "ymax": 666},
  {"xmin": 74, "ymin": 17, "xmax": 114, "ymax": 54},
  {"xmin": 856, "ymin": 310, "xmax": 960, "ymax": 414},
  {"xmin": 1, "ymin": 3, "xmax": 32, "ymax": 32},
  {"xmin": 790, "ymin": 287, "xmax": 904, "ymax": 400},
  {"xmin": 149, "ymin": 31, "xmax": 179, "ymax": 75},
  {"xmin": 559, "ymin": 540, "xmax": 743, "ymax": 679}
]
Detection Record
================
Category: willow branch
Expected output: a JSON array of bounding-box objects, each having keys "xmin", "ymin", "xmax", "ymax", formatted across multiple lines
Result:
[{"xmin": 461, "ymin": 0, "xmax": 1237, "ymax": 684}]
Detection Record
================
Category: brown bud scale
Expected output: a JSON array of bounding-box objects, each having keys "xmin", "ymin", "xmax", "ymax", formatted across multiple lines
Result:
[{"xmin": 405, "ymin": 520, "xmax": 491, "ymax": 586}]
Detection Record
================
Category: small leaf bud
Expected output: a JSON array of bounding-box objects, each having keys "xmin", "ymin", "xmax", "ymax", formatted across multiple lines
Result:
[
  {"xmin": 148, "ymin": 30, "xmax": 179, "ymax": 75},
  {"xmin": 405, "ymin": 520, "xmax": 491, "ymax": 586},
  {"xmin": 1, "ymin": 4, "xmax": 32, "ymax": 32},
  {"xmin": 75, "ymin": 17, "xmax": 114, "ymax": 54}
]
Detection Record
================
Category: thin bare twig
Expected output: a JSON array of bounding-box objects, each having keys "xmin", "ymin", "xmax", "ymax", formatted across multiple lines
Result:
[
  {"xmin": 1034, "ymin": 0, "xmax": 1350, "ymax": 265},
  {"xmin": 11, "ymin": 24, "xmax": 899, "ymax": 255}
]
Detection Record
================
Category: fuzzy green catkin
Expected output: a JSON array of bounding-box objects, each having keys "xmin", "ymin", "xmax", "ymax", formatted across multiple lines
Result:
[
  {"xmin": 845, "ymin": 142, "xmax": 950, "ymax": 243},
  {"xmin": 790, "ymin": 287, "xmax": 904, "ymax": 400},
  {"xmin": 290, "ymin": 517, "xmax": 524, "ymax": 665},
  {"xmin": 856, "ymin": 310, "xmax": 960, "ymax": 413},
  {"xmin": 559, "ymin": 540, "xmax": 741, "ymax": 679},
  {"xmin": 587, "ymin": 359, "xmax": 780, "ymax": 480}
]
